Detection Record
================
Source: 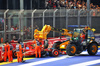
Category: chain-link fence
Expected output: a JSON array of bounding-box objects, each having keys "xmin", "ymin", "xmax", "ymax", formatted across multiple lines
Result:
[{"xmin": 0, "ymin": 9, "xmax": 100, "ymax": 42}]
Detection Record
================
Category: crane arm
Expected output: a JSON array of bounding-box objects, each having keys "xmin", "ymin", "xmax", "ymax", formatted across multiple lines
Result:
[
  {"xmin": 34, "ymin": 25, "xmax": 72, "ymax": 40},
  {"xmin": 34, "ymin": 25, "xmax": 51, "ymax": 39}
]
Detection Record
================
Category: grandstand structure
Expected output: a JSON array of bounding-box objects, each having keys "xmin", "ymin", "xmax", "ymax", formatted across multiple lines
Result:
[{"xmin": 0, "ymin": 0, "xmax": 100, "ymax": 10}]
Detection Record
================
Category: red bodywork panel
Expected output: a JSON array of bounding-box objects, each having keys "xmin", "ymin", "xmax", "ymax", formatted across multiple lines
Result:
[{"xmin": 0, "ymin": 47, "xmax": 4, "ymax": 62}]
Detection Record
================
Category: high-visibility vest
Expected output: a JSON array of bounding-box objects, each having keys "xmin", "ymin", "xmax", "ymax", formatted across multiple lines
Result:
[
  {"xmin": 16, "ymin": 44, "xmax": 22, "ymax": 52},
  {"xmin": 2, "ymin": 44, "xmax": 7, "ymax": 52},
  {"xmin": 1, "ymin": 38, "xmax": 3, "ymax": 43},
  {"xmin": 80, "ymin": 34, "xmax": 85, "ymax": 39},
  {"xmin": 16, "ymin": 44, "xmax": 20, "ymax": 52},
  {"xmin": 36, "ymin": 40, "xmax": 40, "ymax": 46},
  {"xmin": 20, "ymin": 42, "xmax": 24, "ymax": 48},
  {"xmin": 9, "ymin": 44, "xmax": 13, "ymax": 50}
]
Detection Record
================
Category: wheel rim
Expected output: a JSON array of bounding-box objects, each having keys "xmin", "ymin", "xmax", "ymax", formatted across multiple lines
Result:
[
  {"xmin": 54, "ymin": 51, "xmax": 58, "ymax": 56},
  {"xmin": 71, "ymin": 46, "xmax": 76, "ymax": 54},
  {"xmin": 92, "ymin": 45, "xmax": 97, "ymax": 53}
]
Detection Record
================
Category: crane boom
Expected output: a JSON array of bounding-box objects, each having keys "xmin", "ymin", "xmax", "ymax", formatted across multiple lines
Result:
[{"xmin": 34, "ymin": 25, "xmax": 72, "ymax": 40}]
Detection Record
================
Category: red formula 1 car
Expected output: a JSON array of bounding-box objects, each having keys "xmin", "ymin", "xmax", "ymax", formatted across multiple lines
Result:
[
  {"xmin": 12, "ymin": 37, "xmax": 67, "ymax": 57},
  {"xmin": 22, "ymin": 37, "xmax": 67, "ymax": 57}
]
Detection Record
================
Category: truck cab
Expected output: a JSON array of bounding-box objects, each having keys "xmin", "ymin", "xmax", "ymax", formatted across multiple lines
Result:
[{"xmin": 66, "ymin": 27, "xmax": 98, "ymax": 56}]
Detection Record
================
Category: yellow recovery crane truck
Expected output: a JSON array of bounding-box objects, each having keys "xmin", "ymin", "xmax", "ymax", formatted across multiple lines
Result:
[{"xmin": 34, "ymin": 25, "xmax": 99, "ymax": 56}]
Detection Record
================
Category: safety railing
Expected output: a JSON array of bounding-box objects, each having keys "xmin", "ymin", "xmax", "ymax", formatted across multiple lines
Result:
[{"xmin": 0, "ymin": 9, "xmax": 100, "ymax": 42}]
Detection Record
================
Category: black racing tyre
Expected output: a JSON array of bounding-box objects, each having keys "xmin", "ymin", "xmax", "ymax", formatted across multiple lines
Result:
[
  {"xmin": 13, "ymin": 51, "xmax": 17, "ymax": 58},
  {"xmin": 52, "ymin": 49, "xmax": 59, "ymax": 57},
  {"xmin": 49, "ymin": 52, "xmax": 52, "ymax": 56},
  {"xmin": 66, "ymin": 44, "xmax": 77, "ymax": 56},
  {"xmin": 41, "ymin": 51, "xmax": 47, "ymax": 57},
  {"xmin": 87, "ymin": 43, "xmax": 98, "ymax": 55},
  {"xmin": 52, "ymin": 41, "xmax": 62, "ymax": 49},
  {"xmin": 44, "ymin": 39, "xmax": 49, "ymax": 49}
]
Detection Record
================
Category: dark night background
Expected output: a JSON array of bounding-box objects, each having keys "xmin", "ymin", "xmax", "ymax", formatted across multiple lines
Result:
[{"xmin": 0, "ymin": 0, "xmax": 100, "ymax": 10}]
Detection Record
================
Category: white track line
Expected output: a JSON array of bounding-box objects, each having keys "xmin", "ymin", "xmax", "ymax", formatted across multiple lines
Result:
[
  {"xmin": 19, "ymin": 55, "xmax": 73, "ymax": 66},
  {"xmin": 70, "ymin": 59, "xmax": 100, "ymax": 66},
  {"xmin": 81, "ymin": 50, "xmax": 100, "ymax": 54},
  {"xmin": 70, "ymin": 50, "xmax": 100, "ymax": 66},
  {"xmin": 19, "ymin": 50, "xmax": 100, "ymax": 66}
]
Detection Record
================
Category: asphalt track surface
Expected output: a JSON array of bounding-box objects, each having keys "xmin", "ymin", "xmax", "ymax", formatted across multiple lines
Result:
[{"xmin": 0, "ymin": 48, "xmax": 100, "ymax": 66}]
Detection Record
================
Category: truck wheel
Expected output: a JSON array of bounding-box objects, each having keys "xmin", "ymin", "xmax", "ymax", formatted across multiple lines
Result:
[
  {"xmin": 52, "ymin": 49, "xmax": 59, "ymax": 57},
  {"xmin": 87, "ymin": 43, "xmax": 98, "ymax": 55},
  {"xmin": 52, "ymin": 41, "xmax": 62, "ymax": 49},
  {"xmin": 66, "ymin": 44, "xmax": 77, "ymax": 56}
]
